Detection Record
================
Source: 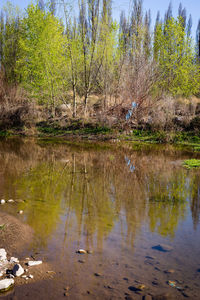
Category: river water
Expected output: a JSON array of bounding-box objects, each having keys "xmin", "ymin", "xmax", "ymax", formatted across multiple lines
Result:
[{"xmin": 0, "ymin": 138, "xmax": 200, "ymax": 299}]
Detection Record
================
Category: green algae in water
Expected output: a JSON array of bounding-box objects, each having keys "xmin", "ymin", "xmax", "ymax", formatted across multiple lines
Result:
[{"xmin": 183, "ymin": 159, "xmax": 200, "ymax": 169}]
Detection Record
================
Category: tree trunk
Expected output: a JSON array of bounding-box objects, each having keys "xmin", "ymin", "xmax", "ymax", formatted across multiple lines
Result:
[
  {"xmin": 72, "ymin": 82, "xmax": 77, "ymax": 118},
  {"xmin": 84, "ymin": 90, "xmax": 89, "ymax": 116}
]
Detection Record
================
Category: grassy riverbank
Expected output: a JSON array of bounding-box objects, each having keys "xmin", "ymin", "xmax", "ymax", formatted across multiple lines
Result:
[{"xmin": 0, "ymin": 124, "xmax": 200, "ymax": 149}]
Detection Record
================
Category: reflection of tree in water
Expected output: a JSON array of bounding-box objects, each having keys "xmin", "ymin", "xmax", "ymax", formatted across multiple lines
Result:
[
  {"xmin": 0, "ymin": 138, "xmax": 200, "ymax": 250},
  {"xmin": 189, "ymin": 174, "xmax": 200, "ymax": 229},
  {"xmin": 147, "ymin": 172, "xmax": 188, "ymax": 237}
]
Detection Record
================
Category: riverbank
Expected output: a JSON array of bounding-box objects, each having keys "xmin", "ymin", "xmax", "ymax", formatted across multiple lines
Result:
[{"xmin": 0, "ymin": 124, "xmax": 200, "ymax": 149}]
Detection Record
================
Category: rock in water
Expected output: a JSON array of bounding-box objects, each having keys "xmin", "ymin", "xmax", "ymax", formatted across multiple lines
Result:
[
  {"xmin": 77, "ymin": 249, "xmax": 87, "ymax": 254},
  {"xmin": 12, "ymin": 264, "xmax": 24, "ymax": 277},
  {"xmin": 152, "ymin": 244, "xmax": 173, "ymax": 252},
  {"xmin": 0, "ymin": 279, "xmax": 14, "ymax": 292},
  {"xmin": 28, "ymin": 261, "xmax": 42, "ymax": 266},
  {"xmin": 8, "ymin": 199, "xmax": 14, "ymax": 203},
  {"xmin": 0, "ymin": 249, "xmax": 7, "ymax": 261}
]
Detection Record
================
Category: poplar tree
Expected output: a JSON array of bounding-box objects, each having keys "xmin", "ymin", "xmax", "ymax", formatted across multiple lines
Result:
[
  {"xmin": 16, "ymin": 4, "xmax": 66, "ymax": 113},
  {"xmin": 0, "ymin": 2, "xmax": 21, "ymax": 83},
  {"xmin": 196, "ymin": 20, "xmax": 200, "ymax": 60},
  {"xmin": 154, "ymin": 17, "xmax": 199, "ymax": 96},
  {"xmin": 78, "ymin": 0, "xmax": 101, "ymax": 113}
]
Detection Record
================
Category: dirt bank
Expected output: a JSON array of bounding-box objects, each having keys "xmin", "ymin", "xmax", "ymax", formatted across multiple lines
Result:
[{"xmin": 0, "ymin": 212, "xmax": 33, "ymax": 255}]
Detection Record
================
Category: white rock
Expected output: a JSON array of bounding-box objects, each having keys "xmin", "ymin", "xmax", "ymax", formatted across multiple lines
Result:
[
  {"xmin": 10, "ymin": 257, "xmax": 19, "ymax": 264},
  {"xmin": 0, "ymin": 272, "xmax": 3, "ymax": 277},
  {"xmin": 77, "ymin": 249, "xmax": 87, "ymax": 254},
  {"xmin": 12, "ymin": 264, "xmax": 24, "ymax": 277},
  {"xmin": 22, "ymin": 275, "xmax": 27, "ymax": 278},
  {"xmin": 0, "ymin": 279, "xmax": 14, "ymax": 291},
  {"xmin": 29, "ymin": 274, "xmax": 33, "ymax": 279},
  {"xmin": 27, "ymin": 261, "xmax": 42, "ymax": 266},
  {"xmin": 0, "ymin": 249, "xmax": 7, "ymax": 261},
  {"xmin": 18, "ymin": 210, "xmax": 23, "ymax": 214},
  {"xmin": 0, "ymin": 200, "xmax": 5, "ymax": 205},
  {"xmin": 8, "ymin": 199, "xmax": 14, "ymax": 203}
]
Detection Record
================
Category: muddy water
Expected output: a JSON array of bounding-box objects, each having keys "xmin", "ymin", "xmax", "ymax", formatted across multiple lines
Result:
[{"xmin": 0, "ymin": 138, "xmax": 200, "ymax": 299}]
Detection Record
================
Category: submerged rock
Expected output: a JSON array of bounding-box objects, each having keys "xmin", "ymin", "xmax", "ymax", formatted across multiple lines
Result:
[
  {"xmin": 152, "ymin": 244, "xmax": 173, "ymax": 252},
  {"xmin": 164, "ymin": 269, "xmax": 175, "ymax": 274},
  {"xmin": 27, "ymin": 260, "xmax": 42, "ymax": 266},
  {"xmin": 8, "ymin": 199, "xmax": 14, "ymax": 203},
  {"xmin": 0, "ymin": 278, "xmax": 14, "ymax": 292},
  {"xmin": 12, "ymin": 264, "xmax": 24, "ymax": 277},
  {"xmin": 78, "ymin": 260, "xmax": 85, "ymax": 264},
  {"xmin": 94, "ymin": 273, "xmax": 102, "ymax": 277},
  {"xmin": 128, "ymin": 284, "xmax": 146, "ymax": 292}
]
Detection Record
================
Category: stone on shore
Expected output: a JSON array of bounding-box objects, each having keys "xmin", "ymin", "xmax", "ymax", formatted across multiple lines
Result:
[
  {"xmin": 12, "ymin": 264, "xmax": 24, "ymax": 277},
  {"xmin": 0, "ymin": 249, "xmax": 7, "ymax": 261},
  {"xmin": 27, "ymin": 260, "xmax": 42, "ymax": 266},
  {"xmin": 10, "ymin": 257, "xmax": 19, "ymax": 264},
  {"xmin": 0, "ymin": 278, "xmax": 14, "ymax": 292}
]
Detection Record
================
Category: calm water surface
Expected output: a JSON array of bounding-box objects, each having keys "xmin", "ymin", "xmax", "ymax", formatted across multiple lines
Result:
[{"xmin": 0, "ymin": 138, "xmax": 200, "ymax": 300}]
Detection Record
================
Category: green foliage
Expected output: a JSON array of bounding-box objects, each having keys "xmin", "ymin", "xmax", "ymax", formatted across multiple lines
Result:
[
  {"xmin": 183, "ymin": 159, "xmax": 200, "ymax": 169},
  {"xmin": 0, "ymin": 1, "xmax": 21, "ymax": 83},
  {"xmin": 1, "ymin": 0, "xmax": 200, "ymax": 121},
  {"xmin": 154, "ymin": 17, "xmax": 200, "ymax": 97},
  {"xmin": 16, "ymin": 4, "xmax": 66, "ymax": 109}
]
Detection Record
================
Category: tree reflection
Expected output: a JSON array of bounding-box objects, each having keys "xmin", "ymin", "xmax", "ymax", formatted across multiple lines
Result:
[{"xmin": 0, "ymin": 138, "xmax": 199, "ymax": 250}]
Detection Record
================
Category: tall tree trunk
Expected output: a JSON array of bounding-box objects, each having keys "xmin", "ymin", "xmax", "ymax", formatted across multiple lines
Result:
[
  {"xmin": 84, "ymin": 90, "xmax": 89, "ymax": 115},
  {"xmin": 72, "ymin": 82, "xmax": 77, "ymax": 118}
]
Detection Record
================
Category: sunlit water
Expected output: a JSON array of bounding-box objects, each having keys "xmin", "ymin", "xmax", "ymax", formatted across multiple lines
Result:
[{"xmin": 0, "ymin": 138, "xmax": 200, "ymax": 299}]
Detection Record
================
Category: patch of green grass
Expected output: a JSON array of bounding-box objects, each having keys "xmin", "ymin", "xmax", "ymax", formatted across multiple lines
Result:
[
  {"xmin": 124, "ymin": 130, "xmax": 200, "ymax": 146},
  {"xmin": 183, "ymin": 159, "xmax": 200, "ymax": 169},
  {"xmin": 37, "ymin": 125, "xmax": 111, "ymax": 137},
  {"xmin": 129, "ymin": 130, "xmax": 167, "ymax": 143}
]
